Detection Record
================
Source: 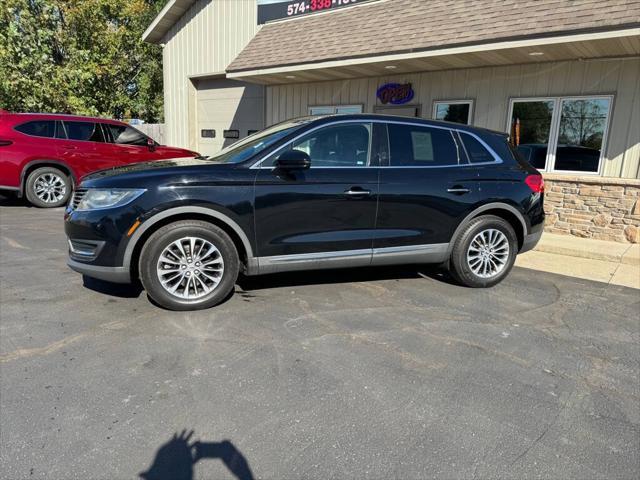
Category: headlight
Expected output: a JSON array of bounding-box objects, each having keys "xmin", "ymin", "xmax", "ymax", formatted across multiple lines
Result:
[{"xmin": 76, "ymin": 189, "xmax": 146, "ymax": 211}]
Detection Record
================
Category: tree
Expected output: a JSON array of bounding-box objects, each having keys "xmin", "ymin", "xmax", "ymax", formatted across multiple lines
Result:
[{"xmin": 0, "ymin": 0, "xmax": 164, "ymax": 122}]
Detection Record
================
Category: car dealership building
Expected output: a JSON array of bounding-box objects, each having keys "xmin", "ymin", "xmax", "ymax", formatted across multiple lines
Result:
[{"xmin": 144, "ymin": 0, "xmax": 640, "ymax": 243}]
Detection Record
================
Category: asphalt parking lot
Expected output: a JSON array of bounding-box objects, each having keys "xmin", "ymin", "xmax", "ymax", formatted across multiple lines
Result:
[{"xmin": 1, "ymin": 198, "xmax": 639, "ymax": 480}]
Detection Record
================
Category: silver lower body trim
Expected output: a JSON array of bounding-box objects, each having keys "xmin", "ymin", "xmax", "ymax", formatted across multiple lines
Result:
[{"xmin": 251, "ymin": 243, "xmax": 450, "ymax": 275}]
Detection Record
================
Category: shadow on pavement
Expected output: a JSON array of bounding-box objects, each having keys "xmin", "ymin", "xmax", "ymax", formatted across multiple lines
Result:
[
  {"xmin": 237, "ymin": 263, "xmax": 456, "ymax": 291},
  {"xmin": 82, "ymin": 275, "xmax": 144, "ymax": 298},
  {"xmin": 0, "ymin": 194, "xmax": 31, "ymax": 208},
  {"xmin": 140, "ymin": 430, "xmax": 254, "ymax": 480}
]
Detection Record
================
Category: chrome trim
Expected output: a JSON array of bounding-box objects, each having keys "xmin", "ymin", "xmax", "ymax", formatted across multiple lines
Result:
[
  {"xmin": 371, "ymin": 243, "xmax": 449, "ymax": 266},
  {"xmin": 254, "ymin": 242, "xmax": 450, "ymax": 275},
  {"xmin": 447, "ymin": 188, "xmax": 471, "ymax": 193},
  {"xmin": 258, "ymin": 248, "xmax": 372, "ymax": 275},
  {"xmin": 250, "ymin": 118, "xmax": 503, "ymax": 170}
]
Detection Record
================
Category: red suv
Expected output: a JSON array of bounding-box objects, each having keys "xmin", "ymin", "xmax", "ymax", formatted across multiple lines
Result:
[{"xmin": 0, "ymin": 112, "xmax": 198, "ymax": 207}]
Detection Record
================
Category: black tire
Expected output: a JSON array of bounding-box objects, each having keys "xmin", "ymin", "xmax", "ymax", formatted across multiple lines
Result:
[
  {"xmin": 25, "ymin": 166, "xmax": 71, "ymax": 208},
  {"xmin": 449, "ymin": 215, "xmax": 518, "ymax": 288},
  {"xmin": 138, "ymin": 220, "xmax": 239, "ymax": 311}
]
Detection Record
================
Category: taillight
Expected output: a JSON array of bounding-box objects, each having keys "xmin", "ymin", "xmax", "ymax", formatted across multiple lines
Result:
[
  {"xmin": 0, "ymin": 139, "xmax": 12, "ymax": 146},
  {"xmin": 525, "ymin": 174, "xmax": 544, "ymax": 193}
]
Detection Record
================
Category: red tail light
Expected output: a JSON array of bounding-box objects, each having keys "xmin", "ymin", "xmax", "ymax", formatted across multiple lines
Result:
[
  {"xmin": 525, "ymin": 174, "xmax": 544, "ymax": 193},
  {"xmin": 0, "ymin": 139, "xmax": 12, "ymax": 146}
]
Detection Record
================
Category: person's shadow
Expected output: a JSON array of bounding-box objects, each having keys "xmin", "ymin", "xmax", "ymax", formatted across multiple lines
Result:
[{"xmin": 140, "ymin": 430, "xmax": 254, "ymax": 480}]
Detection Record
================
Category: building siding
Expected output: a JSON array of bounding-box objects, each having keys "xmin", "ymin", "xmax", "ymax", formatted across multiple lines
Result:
[
  {"xmin": 265, "ymin": 58, "xmax": 640, "ymax": 179},
  {"xmin": 162, "ymin": 0, "xmax": 259, "ymax": 148}
]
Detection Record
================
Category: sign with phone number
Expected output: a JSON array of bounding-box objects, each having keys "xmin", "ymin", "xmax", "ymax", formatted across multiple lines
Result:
[{"xmin": 257, "ymin": 0, "xmax": 367, "ymax": 24}]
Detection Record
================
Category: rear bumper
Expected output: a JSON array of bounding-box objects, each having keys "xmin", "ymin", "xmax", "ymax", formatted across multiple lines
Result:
[
  {"xmin": 520, "ymin": 230, "xmax": 543, "ymax": 253},
  {"xmin": 67, "ymin": 258, "xmax": 131, "ymax": 284}
]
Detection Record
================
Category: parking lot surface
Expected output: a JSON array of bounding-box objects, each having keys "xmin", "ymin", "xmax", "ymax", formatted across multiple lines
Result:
[{"xmin": 1, "ymin": 200, "xmax": 639, "ymax": 480}]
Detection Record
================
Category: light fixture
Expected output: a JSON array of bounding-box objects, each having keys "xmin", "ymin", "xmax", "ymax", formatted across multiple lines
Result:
[
  {"xmin": 384, "ymin": 65, "xmax": 397, "ymax": 69},
  {"xmin": 528, "ymin": 51, "xmax": 544, "ymax": 56}
]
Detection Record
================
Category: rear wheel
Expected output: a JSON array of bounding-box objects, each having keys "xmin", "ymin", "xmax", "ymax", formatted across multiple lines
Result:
[
  {"xmin": 139, "ymin": 220, "xmax": 239, "ymax": 310},
  {"xmin": 25, "ymin": 166, "xmax": 71, "ymax": 208},
  {"xmin": 449, "ymin": 215, "xmax": 518, "ymax": 288}
]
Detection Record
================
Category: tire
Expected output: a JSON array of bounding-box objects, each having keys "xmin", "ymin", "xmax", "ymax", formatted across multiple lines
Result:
[
  {"xmin": 138, "ymin": 220, "xmax": 239, "ymax": 311},
  {"xmin": 25, "ymin": 166, "xmax": 71, "ymax": 208},
  {"xmin": 449, "ymin": 215, "xmax": 518, "ymax": 288}
]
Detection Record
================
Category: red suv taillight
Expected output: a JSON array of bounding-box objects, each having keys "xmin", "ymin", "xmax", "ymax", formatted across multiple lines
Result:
[
  {"xmin": 525, "ymin": 174, "xmax": 544, "ymax": 193},
  {"xmin": 0, "ymin": 139, "xmax": 12, "ymax": 146}
]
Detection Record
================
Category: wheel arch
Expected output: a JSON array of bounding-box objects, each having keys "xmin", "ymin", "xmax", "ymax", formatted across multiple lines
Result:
[
  {"xmin": 448, "ymin": 202, "xmax": 528, "ymax": 254},
  {"xmin": 123, "ymin": 207, "xmax": 254, "ymax": 281},
  {"xmin": 20, "ymin": 160, "xmax": 77, "ymax": 194}
]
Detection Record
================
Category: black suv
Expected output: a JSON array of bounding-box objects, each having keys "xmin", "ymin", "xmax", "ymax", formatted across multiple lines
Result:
[{"xmin": 65, "ymin": 114, "xmax": 544, "ymax": 310}]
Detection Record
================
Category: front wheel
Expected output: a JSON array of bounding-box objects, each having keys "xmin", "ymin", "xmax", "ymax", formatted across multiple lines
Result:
[
  {"xmin": 139, "ymin": 220, "xmax": 239, "ymax": 310},
  {"xmin": 25, "ymin": 167, "xmax": 71, "ymax": 208},
  {"xmin": 449, "ymin": 215, "xmax": 518, "ymax": 288}
]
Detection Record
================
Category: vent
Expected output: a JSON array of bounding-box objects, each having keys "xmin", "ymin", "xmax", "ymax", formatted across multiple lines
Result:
[{"xmin": 70, "ymin": 188, "xmax": 87, "ymax": 209}]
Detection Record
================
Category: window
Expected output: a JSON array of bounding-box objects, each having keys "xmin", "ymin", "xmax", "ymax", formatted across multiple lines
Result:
[
  {"xmin": 508, "ymin": 96, "xmax": 611, "ymax": 173},
  {"xmin": 64, "ymin": 122, "xmax": 105, "ymax": 142},
  {"xmin": 388, "ymin": 124, "xmax": 458, "ymax": 166},
  {"xmin": 308, "ymin": 105, "xmax": 363, "ymax": 116},
  {"xmin": 460, "ymin": 133, "xmax": 495, "ymax": 164},
  {"xmin": 104, "ymin": 124, "xmax": 147, "ymax": 146},
  {"xmin": 15, "ymin": 121, "xmax": 56, "ymax": 138},
  {"xmin": 267, "ymin": 122, "xmax": 372, "ymax": 168},
  {"xmin": 433, "ymin": 100, "xmax": 473, "ymax": 125}
]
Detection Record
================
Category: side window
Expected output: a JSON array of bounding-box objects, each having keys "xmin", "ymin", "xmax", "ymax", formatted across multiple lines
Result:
[
  {"xmin": 271, "ymin": 123, "xmax": 371, "ymax": 167},
  {"xmin": 388, "ymin": 124, "xmax": 458, "ymax": 166},
  {"xmin": 15, "ymin": 121, "xmax": 56, "ymax": 138},
  {"xmin": 63, "ymin": 122, "xmax": 105, "ymax": 142},
  {"xmin": 105, "ymin": 124, "xmax": 148, "ymax": 146},
  {"xmin": 460, "ymin": 133, "xmax": 495, "ymax": 164}
]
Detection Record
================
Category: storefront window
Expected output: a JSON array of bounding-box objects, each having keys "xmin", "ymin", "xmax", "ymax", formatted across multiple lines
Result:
[
  {"xmin": 554, "ymin": 98, "xmax": 611, "ymax": 173},
  {"xmin": 509, "ymin": 99, "xmax": 554, "ymax": 169},
  {"xmin": 508, "ymin": 96, "xmax": 611, "ymax": 174},
  {"xmin": 309, "ymin": 105, "xmax": 363, "ymax": 115},
  {"xmin": 433, "ymin": 100, "xmax": 473, "ymax": 125}
]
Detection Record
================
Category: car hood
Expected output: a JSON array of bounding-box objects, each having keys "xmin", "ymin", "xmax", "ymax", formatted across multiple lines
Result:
[{"xmin": 81, "ymin": 157, "xmax": 220, "ymax": 181}]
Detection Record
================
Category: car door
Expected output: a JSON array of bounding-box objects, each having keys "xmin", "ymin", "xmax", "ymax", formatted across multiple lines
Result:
[
  {"xmin": 57, "ymin": 121, "xmax": 115, "ymax": 178},
  {"xmin": 372, "ymin": 121, "xmax": 481, "ymax": 262},
  {"xmin": 253, "ymin": 121, "xmax": 382, "ymax": 270},
  {"xmin": 102, "ymin": 123, "xmax": 160, "ymax": 164}
]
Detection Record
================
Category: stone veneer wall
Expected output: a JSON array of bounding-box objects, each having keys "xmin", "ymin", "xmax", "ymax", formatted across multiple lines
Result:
[{"xmin": 543, "ymin": 174, "xmax": 640, "ymax": 243}]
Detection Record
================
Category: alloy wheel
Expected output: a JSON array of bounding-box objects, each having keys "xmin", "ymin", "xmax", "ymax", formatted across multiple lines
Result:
[
  {"xmin": 33, "ymin": 173, "xmax": 67, "ymax": 204},
  {"xmin": 466, "ymin": 228, "xmax": 510, "ymax": 278},
  {"xmin": 156, "ymin": 236, "xmax": 224, "ymax": 300}
]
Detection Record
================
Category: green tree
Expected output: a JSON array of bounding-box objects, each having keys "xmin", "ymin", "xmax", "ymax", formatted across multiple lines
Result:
[{"xmin": 0, "ymin": 0, "xmax": 164, "ymax": 122}]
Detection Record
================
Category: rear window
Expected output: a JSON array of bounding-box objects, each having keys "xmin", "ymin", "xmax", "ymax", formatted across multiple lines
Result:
[
  {"xmin": 388, "ymin": 124, "xmax": 458, "ymax": 166},
  {"xmin": 460, "ymin": 133, "xmax": 495, "ymax": 164},
  {"xmin": 63, "ymin": 121, "xmax": 105, "ymax": 142},
  {"xmin": 15, "ymin": 121, "xmax": 56, "ymax": 138}
]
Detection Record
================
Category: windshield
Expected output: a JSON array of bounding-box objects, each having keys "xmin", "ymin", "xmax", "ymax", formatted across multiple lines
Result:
[{"xmin": 206, "ymin": 119, "xmax": 310, "ymax": 164}]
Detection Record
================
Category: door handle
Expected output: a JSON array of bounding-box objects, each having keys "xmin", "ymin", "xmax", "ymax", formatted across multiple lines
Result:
[
  {"xmin": 447, "ymin": 186, "xmax": 471, "ymax": 195},
  {"xmin": 344, "ymin": 187, "xmax": 371, "ymax": 197}
]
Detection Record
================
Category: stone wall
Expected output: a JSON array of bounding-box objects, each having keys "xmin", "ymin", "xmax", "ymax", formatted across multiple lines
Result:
[{"xmin": 543, "ymin": 174, "xmax": 640, "ymax": 243}]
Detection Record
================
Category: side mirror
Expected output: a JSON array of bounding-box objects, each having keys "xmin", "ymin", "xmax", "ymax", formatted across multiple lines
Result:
[
  {"xmin": 274, "ymin": 149, "xmax": 311, "ymax": 170},
  {"xmin": 147, "ymin": 138, "xmax": 156, "ymax": 152}
]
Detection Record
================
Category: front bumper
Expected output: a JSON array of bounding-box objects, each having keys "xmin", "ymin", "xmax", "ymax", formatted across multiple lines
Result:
[{"xmin": 67, "ymin": 259, "xmax": 131, "ymax": 283}]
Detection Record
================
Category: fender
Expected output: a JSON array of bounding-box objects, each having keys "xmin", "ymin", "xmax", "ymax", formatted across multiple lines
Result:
[
  {"xmin": 122, "ymin": 206, "xmax": 255, "ymax": 272},
  {"xmin": 20, "ymin": 159, "xmax": 78, "ymax": 194},
  {"xmin": 447, "ymin": 202, "xmax": 528, "ymax": 255}
]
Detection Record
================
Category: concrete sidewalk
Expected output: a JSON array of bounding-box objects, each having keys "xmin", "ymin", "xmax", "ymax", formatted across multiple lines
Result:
[{"xmin": 516, "ymin": 233, "xmax": 640, "ymax": 289}]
